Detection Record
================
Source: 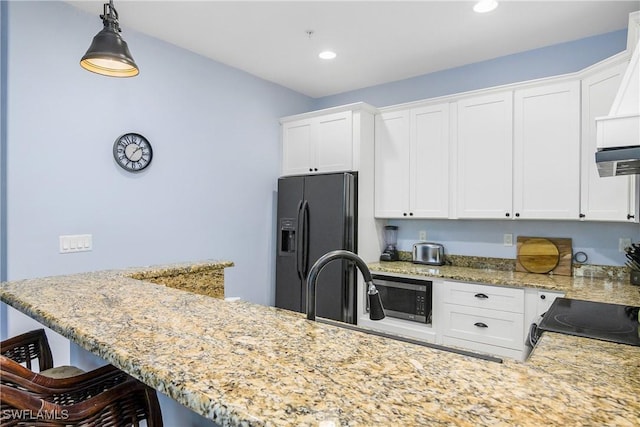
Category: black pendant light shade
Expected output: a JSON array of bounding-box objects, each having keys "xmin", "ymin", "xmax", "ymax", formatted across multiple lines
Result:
[{"xmin": 80, "ymin": 0, "xmax": 139, "ymax": 77}]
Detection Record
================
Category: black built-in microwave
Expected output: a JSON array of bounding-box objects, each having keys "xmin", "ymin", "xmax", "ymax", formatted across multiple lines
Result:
[{"xmin": 367, "ymin": 275, "xmax": 433, "ymax": 324}]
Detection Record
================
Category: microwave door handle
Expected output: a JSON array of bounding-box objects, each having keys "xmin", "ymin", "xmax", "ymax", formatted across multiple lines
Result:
[{"xmin": 295, "ymin": 200, "xmax": 304, "ymax": 280}]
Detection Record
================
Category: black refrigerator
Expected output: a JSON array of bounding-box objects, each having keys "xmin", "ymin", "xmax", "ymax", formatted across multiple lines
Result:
[{"xmin": 275, "ymin": 172, "xmax": 357, "ymax": 324}]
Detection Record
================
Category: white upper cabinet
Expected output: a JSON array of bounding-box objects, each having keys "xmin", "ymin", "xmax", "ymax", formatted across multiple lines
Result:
[
  {"xmin": 455, "ymin": 92, "xmax": 513, "ymax": 219},
  {"xmin": 410, "ymin": 104, "xmax": 450, "ymax": 218},
  {"xmin": 315, "ymin": 112, "xmax": 354, "ymax": 173},
  {"xmin": 282, "ymin": 119, "xmax": 313, "ymax": 176},
  {"xmin": 374, "ymin": 110, "xmax": 411, "ymax": 217},
  {"xmin": 281, "ymin": 110, "xmax": 353, "ymax": 176},
  {"xmin": 375, "ymin": 103, "xmax": 450, "ymax": 218},
  {"xmin": 455, "ymin": 82, "xmax": 581, "ymax": 220},
  {"xmin": 513, "ymin": 81, "xmax": 581, "ymax": 219},
  {"xmin": 581, "ymin": 61, "xmax": 638, "ymax": 222}
]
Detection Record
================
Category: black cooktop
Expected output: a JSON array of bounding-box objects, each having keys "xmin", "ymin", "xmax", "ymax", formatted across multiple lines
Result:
[{"xmin": 538, "ymin": 298, "xmax": 640, "ymax": 347}]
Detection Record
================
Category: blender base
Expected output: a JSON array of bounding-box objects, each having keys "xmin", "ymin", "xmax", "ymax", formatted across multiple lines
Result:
[{"xmin": 380, "ymin": 251, "xmax": 399, "ymax": 262}]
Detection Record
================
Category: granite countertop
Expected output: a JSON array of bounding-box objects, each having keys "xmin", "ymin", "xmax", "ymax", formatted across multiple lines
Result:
[
  {"xmin": 1, "ymin": 260, "xmax": 639, "ymax": 426},
  {"xmin": 130, "ymin": 260, "xmax": 233, "ymax": 299},
  {"xmin": 368, "ymin": 261, "xmax": 640, "ymax": 306}
]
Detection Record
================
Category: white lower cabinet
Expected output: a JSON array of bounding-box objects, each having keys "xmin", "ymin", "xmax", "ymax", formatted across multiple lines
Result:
[
  {"xmin": 441, "ymin": 306, "xmax": 525, "ymax": 357},
  {"xmin": 361, "ymin": 276, "xmax": 565, "ymax": 361},
  {"xmin": 438, "ymin": 281, "xmax": 526, "ymax": 360},
  {"xmin": 523, "ymin": 288, "xmax": 565, "ymax": 341}
]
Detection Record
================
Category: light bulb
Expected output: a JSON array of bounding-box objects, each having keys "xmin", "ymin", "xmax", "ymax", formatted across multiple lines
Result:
[
  {"xmin": 474, "ymin": 0, "xmax": 498, "ymax": 13},
  {"xmin": 318, "ymin": 51, "xmax": 337, "ymax": 60}
]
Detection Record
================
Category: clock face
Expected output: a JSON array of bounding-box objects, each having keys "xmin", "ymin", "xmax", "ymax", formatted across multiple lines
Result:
[{"xmin": 113, "ymin": 133, "xmax": 152, "ymax": 172}]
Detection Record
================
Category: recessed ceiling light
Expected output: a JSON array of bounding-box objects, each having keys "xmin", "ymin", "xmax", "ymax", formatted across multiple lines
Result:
[
  {"xmin": 474, "ymin": 0, "xmax": 498, "ymax": 13},
  {"xmin": 319, "ymin": 51, "xmax": 337, "ymax": 60}
]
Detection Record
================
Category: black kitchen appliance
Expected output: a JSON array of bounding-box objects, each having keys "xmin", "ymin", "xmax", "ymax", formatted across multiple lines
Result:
[
  {"xmin": 380, "ymin": 225, "xmax": 399, "ymax": 261},
  {"xmin": 275, "ymin": 172, "xmax": 357, "ymax": 323},
  {"xmin": 367, "ymin": 275, "xmax": 433, "ymax": 324},
  {"xmin": 537, "ymin": 298, "xmax": 640, "ymax": 346}
]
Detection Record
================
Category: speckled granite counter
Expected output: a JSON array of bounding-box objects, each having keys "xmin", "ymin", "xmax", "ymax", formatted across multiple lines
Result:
[
  {"xmin": 130, "ymin": 260, "xmax": 233, "ymax": 299},
  {"xmin": 1, "ymin": 260, "xmax": 639, "ymax": 426},
  {"xmin": 369, "ymin": 261, "xmax": 640, "ymax": 306}
]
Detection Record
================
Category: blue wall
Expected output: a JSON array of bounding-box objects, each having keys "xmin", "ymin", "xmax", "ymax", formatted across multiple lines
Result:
[
  {"xmin": 312, "ymin": 30, "xmax": 628, "ymax": 109},
  {"xmin": 2, "ymin": 3, "xmax": 638, "ymax": 303},
  {"xmin": 0, "ymin": 0, "xmax": 7, "ymax": 339},
  {"xmin": 390, "ymin": 219, "xmax": 638, "ymax": 266},
  {"xmin": 313, "ymin": 28, "xmax": 639, "ymax": 266},
  {"xmin": 3, "ymin": 1, "xmax": 312, "ymax": 308}
]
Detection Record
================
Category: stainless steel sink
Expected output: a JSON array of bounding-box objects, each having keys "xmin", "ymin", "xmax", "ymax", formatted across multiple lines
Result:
[{"xmin": 317, "ymin": 318, "xmax": 503, "ymax": 364}]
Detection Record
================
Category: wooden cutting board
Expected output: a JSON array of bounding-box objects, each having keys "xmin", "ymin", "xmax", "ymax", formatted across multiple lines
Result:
[{"xmin": 516, "ymin": 236, "xmax": 573, "ymax": 276}]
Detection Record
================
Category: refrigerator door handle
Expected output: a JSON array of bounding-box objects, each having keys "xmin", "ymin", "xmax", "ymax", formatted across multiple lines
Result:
[
  {"xmin": 295, "ymin": 200, "xmax": 304, "ymax": 280},
  {"xmin": 301, "ymin": 200, "xmax": 310, "ymax": 277}
]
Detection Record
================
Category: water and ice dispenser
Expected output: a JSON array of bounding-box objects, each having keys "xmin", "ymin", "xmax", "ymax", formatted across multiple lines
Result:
[{"xmin": 279, "ymin": 218, "xmax": 296, "ymax": 255}]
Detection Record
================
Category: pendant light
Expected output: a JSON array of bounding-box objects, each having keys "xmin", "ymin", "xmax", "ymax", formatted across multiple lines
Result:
[{"xmin": 80, "ymin": 0, "xmax": 139, "ymax": 77}]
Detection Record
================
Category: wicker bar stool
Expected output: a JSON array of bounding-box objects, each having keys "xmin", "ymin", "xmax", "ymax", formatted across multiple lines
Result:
[
  {"xmin": 1, "ymin": 361, "xmax": 163, "ymax": 426},
  {"xmin": 1, "ymin": 329, "xmax": 84, "ymax": 378},
  {"xmin": 1, "ymin": 330, "xmax": 163, "ymax": 426}
]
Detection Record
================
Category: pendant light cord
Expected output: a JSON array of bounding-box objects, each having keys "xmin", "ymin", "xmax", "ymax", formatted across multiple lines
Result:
[{"xmin": 101, "ymin": 0, "xmax": 121, "ymax": 33}]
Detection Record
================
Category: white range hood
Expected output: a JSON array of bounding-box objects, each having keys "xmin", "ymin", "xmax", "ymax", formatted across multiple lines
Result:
[{"xmin": 595, "ymin": 12, "xmax": 640, "ymax": 177}]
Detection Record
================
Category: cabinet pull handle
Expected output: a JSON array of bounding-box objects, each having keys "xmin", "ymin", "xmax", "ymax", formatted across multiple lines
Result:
[
  {"xmin": 505, "ymin": 213, "xmax": 510, "ymax": 217},
  {"xmin": 403, "ymin": 213, "xmax": 407, "ymax": 216},
  {"xmin": 474, "ymin": 293, "xmax": 489, "ymax": 299},
  {"xmin": 628, "ymin": 214, "xmax": 635, "ymax": 220},
  {"xmin": 515, "ymin": 213, "xmax": 520, "ymax": 217},
  {"xmin": 579, "ymin": 213, "xmax": 585, "ymax": 218},
  {"xmin": 409, "ymin": 212, "xmax": 414, "ymax": 216},
  {"xmin": 309, "ymin": 168, "xmax": 313, "ymax": 172},
  {"xmin": 474, "ymin": 322, "xmax": 488, "ymax": 328}
]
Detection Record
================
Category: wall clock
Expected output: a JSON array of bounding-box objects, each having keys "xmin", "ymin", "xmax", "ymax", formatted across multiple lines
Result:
[{"xmin": 113, "ymin": 132, "xmax": 153, "ymax": 172}]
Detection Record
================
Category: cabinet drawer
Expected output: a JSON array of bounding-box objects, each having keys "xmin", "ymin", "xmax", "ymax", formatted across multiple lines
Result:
[
  {"xmin": 441, "ymin": 303, "xmax": 524, "ymax": 350},
  {"xmin": 442, "ymin": 281, "xmax": 524, "ymax": 313}
]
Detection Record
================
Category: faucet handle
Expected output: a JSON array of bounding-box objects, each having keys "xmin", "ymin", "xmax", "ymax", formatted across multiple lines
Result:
[{"xmin": 366, "ymin": 281, "xmax": 386, "ymax": 321}]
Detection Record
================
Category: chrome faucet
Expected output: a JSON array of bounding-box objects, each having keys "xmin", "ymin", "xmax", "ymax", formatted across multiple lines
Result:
[{"xmin": 306, "ymin": 250, "xmax": 385, "ymax": 322}]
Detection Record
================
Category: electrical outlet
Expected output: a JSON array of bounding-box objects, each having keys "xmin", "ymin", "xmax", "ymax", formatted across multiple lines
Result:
[
  {"xmin": 503, "ymin": 233, "xmax": 513, "ymax": 246},
  {"xmin": 619, "ymin": 237, "xmax": 631, "ymax": 253},
  {"xmin": 419, "ymin": 230, "xmax": 427, "ymax": 241}
]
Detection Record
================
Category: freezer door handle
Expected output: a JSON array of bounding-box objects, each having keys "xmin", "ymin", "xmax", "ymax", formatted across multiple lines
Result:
[
  {"xmin": 301, "ymin": 200, "xmax": 310, "ymax": 277},
  {"xmin": 295, "ymin": 200, "xmax": 304, "ymax": 280}
]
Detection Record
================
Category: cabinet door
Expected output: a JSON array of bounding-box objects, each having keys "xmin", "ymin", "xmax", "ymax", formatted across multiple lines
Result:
[
  {"xmin": 315, "ymin": 111, "xmax": 353, "ymax": 173},
  {"xmin": 441, "ymin": 304, "xmax": 525, "ymax": 351},
  {"xmin": 581, "ymin": 63, "xmax": 637, "ymax": 222},
  {"xmin": 282, "ymin": 119, "xmax": 313, "ymax": 175},
  {"xmin": 441, "ymin": 281, "xmax": 524, "ymax": 313},
  {"xmin": 410, "ymin": 104, "xmax": 450, "ymax": 218},
  {"xmin": 456, "ymin": 92, "xmax": 513, "ymax": 219},
  {"xmin": 375, "ymin": 111, "xmax": 410, "ymax": 217},
  {"xmin": 535, "ymin": 290, "xmax": 563, "ymax": 316},
  {"xmin": 514, "ymin": 81, "xmax": 581, "ymax": 219}
]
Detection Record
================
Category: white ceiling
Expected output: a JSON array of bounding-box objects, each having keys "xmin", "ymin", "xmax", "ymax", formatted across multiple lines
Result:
[{"xmin": 67, "ymin": 1, "xmax": 640, "ymax": 98}]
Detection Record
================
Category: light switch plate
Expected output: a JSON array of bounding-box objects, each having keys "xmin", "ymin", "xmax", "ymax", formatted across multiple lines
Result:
[
  {"xmin": 504, "ymin": 233, "xmax": 513, "ymax": 246},
  {"xmin": 59, "ymin": 234, "xmax": 92, "ymax": 254}
]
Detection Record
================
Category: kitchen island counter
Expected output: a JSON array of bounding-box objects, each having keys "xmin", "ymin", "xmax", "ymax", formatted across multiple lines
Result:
[{"xmin": 1, "ymin": 260, "xmax": 639, "ymax": 426}]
